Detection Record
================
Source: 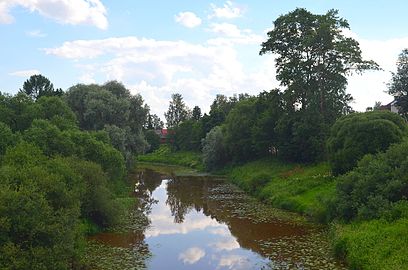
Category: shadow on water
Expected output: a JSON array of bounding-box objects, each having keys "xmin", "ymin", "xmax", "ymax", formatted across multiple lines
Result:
[{"xmin": 87, "ymin": 166, "xmax": 346, "ymax": 270}]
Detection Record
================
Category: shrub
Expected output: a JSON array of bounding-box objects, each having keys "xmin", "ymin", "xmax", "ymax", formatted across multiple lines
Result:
[
  {"xmin": 335, "ymin": 141, "xmax": 408, "ymax": 221},
  {"xmin": 327, "ymin": 111, "xmax": 406, "ymax": 175}
]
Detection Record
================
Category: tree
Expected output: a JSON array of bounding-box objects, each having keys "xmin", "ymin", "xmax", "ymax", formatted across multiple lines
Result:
[
  {"xmin": 327, "ymin": 111, "xmax": 406, "ymax": 175},
  {"xmin": 388, "ymin": 49, "xmax": 408, "ymax": 119},
  {"xmin": 20, "ymin": 74, "xmax": 62, "ymax": 100},
  {"xmin": 224, "ymin": 98, "xmax": 258, "ymax": 162},
  {"xmin": 144, "ymin": 130, "xmax": 160, "ymax": 153},
  {"xmin": 164, "ymin": 93, "xmax": 189, "ymax": 128},
  {"xmin": 202, "ymin": 126, "xmax": 227, "ymax": 171},
  {"xmin": 145, "ymin": 113, "xmax": 164, "ymax": 130},
  {"xmin": 260, "ymin": 8, "xmax": 378, "ymax": 123},
  {"xmin": 192, "ymin": 106, "xmax": 202, "ymax": 121}
]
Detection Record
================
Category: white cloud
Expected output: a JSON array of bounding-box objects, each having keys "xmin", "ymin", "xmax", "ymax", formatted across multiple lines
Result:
[
  {"xmin": 344, "ymin": 32, "xmax": 408, "ymax": 111},
  {"xmin": 210, "ymin": 238, "xmax": 240, "ymax": 251},
  {"xmin": 178, "ymin": 247, "xmax": 205, "ymax": 265},
  {"xmin": 26, "ymin": 29, "xmax": 47, "ymax": 38},
  {"xmin": 0, "ymin": 0, "xmax": 108, "ymax": 29},
  {"xmin": 218, "ymin": 254, "xmax": 250, "ymax": 269},
  {"xmin": 175, "ymin": 11, "xmax": 201, "ymax": 28},
  {"xmin": 9, "ymin": 69, "xmax": 40, "ymax": 77},
  {"xmin": 44, "ymin": 35, "xmax": 279, "ymax": 118},
  {"xmin": 0, "ymin": 1, "xmax": 14, "ymax": 23},
  {"xmin": 209, "ymin": 1, "xmax": 243, "ymax": 19},
  {"xmin": 207, "ymin": 23, "xmax": 263, "ymax": 45}
]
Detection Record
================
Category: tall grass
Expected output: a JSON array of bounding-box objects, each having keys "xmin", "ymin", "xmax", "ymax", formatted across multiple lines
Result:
[
  {"xmin": 226, "ymin": 158, "xmax": 336, "ymax": 222},
  {"xmin": 137, "ymin": 145, "xmax": 204, "ymax": 171}
]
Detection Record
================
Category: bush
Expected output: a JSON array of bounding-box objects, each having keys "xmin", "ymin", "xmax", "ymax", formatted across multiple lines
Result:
[
  {"xmin": 335, "ymin": 141, "xmax": 408, "ymax": 222},
  {"xmin": 0, "ymin": 143, "xmax": 83, "ymax": 269},
  {"xmin": 327, "ymin": 111, "xmax": 406, "ymax": 175}
]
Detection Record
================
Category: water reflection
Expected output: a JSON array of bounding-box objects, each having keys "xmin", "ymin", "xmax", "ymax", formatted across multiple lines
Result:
[{"xmin": 92, "ymin": 167, "xmax": 346, "ymax": 270}]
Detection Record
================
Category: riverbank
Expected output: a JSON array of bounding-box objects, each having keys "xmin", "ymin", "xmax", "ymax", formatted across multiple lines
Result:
[
  {"xmin": 220, "ymin": 159, "xmax": 408, "ymax": 270},
  {"xmin": 137, "ymin": 148, "xmax": 408, "ymax": 270},
  {"xmin": 137, "ymin": 145, "xmax": 204, "ymax": 171}
]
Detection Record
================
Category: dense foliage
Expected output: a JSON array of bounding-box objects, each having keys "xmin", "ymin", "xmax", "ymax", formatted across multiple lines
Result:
[
  {"xmin": 0, "ymin": 77, "xmax": 148, "ymax": 268},
  {"xmin": 201, "ymin": 126, "xmax": 227, "ymax": 171},
  {"xmin": 327, "ymin": 111, "xmax": 406, "ymax": 175},
  {"xmin": 65, "ymin": 81, "xmax": 150, "ymax": 163},
  {"xmin": 334, "ymin": 141, "xmax": 408, "ymax": 221}
]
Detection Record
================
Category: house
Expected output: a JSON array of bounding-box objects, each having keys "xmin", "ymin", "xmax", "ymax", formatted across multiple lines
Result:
[
  {"xmin": 379, "ymin": 99, "xmax": 400, "ymax": 114},
  {"xmin": 154, "ymin": 129, "xmax": 175, "ymax": 144}
]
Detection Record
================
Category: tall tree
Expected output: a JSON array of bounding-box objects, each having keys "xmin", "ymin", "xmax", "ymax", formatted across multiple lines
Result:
[
  {"xmin": 146, "ymin": 113, "xmax": 164, "ymax": 130},
  {"xmin": 388, "ymin": 49, "xmax": 408, "ymax": 119},
  {"xmin": 192, "ymin": 106, "xmax": 202, "ymax": 121},
  {"xmin": 20, "ymin": 74, "xmax": 62, "ymax": 100},
  {"xmin": 260, "ymin": 8, "xmax": 378, "ymax": 123},
  {"xmin": 164, "ymin": 93, "xmax": 189, "ymax": 128}
]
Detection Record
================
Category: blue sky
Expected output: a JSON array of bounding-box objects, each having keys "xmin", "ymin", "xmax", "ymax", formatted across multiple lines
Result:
[{"xmin": 1, "ymin": 0, "xmax": 408, "ymax": 117}]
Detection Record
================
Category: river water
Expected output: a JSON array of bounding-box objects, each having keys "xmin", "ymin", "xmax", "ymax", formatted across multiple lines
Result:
[{"xmin": 88, "ymin": 167, "xmax": 346, "ymax": 270}]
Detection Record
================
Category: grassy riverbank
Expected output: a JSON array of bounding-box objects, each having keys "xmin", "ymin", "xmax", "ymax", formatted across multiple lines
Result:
[
  {"xmin": 222, "ymin": 159, "xmax": 335, "ymax": 222},
  {"xmin": 137, "ymin": 145, "xmax": 204, "ymax": 171},
  {"xmin": 136, "ymin": 149, "xmax": 407, "ymax": 270}
]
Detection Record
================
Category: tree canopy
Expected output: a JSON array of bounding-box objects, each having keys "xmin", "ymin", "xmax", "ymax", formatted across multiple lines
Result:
[
  {"xmin": 165, "ymin": 93, "xmax": 190, "ymax": 128},
  {"xmin": 260, "ymin": 8, "xmax": 378, "ymax": 123},
  {"xmin": 20, "ymin": 74, "xmax": 63, "ymax": 100}
]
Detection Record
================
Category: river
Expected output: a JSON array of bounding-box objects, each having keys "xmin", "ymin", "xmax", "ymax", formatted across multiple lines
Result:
[{"xmin": 87, "ymin": 166, "xmax": 346, "ymax": 270}]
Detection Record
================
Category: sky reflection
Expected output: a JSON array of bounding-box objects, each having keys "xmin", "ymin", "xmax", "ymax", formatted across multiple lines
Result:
[{"xmin": 144, "ymin": 179, "xmax": 270, "ymax": 270}]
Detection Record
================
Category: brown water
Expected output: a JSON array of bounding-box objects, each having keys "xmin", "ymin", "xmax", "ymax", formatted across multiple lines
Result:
[{"xmin": 88, "ymin": 167, "xmax": 346, "ymax": 270}]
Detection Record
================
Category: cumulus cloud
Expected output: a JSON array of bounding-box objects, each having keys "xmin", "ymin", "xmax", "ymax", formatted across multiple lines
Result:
[
  {"xmin": 9, "ymin": 69, "xmax": 40, "ymax": 77},
  {"xmin": 218, "ymin": 254, "xmax": 250, "ymax": 269},
  {"xmin": 209, "ymin": 1, "xmax": 243, "ymax": 19},
  {"xmin": 0, "ymin": 0, "xmax": 108, "ymax": 29},
  {"xmin": 210, "ymin": 238, "xmax": 240, "ymax": 251},
  {"xmin": 175, "ymin": 11, "xmax": 202, "ymax": 28},
  {"xmin": 207, "ymin": 22, "xmax": 263, "ymax": 45},
  {"xmin": 178, "ymin": 247, "xmax": 205, "ymax": 264},
  {"xmin": 44, "ymin": 35, "xmax": 279, "ymax": 117}
]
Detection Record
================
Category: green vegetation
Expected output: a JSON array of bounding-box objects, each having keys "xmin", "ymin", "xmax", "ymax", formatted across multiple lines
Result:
[
  {"xmin": 224, "ymin": 159, "xmax": 335, "ymax": 221},
  {"xmin": 0, "ymin": 77, "xmax": 152, "ymax": 269},
  {"xmin": 137, "ymin": 145, "xmax": 204, "ymax": 171},
  {"xmin": 333, "ymin": 216, "xmax": 408, "ymax": 270},
  {"xmin": 327, "ymin": 111, "xmax": 407, "ymax": 175}
]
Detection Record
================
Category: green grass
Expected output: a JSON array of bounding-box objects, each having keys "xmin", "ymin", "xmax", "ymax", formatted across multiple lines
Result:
[
  {"xmin": 224, "ymin": 158, "xmax": 336, "ymax": 222},
  {"xmin": 332, "ymin": 218, "xmax": 408, "ymax": 270},
  {"xmin": 137, "ymin": 145, "xmax": 204, "ymax": 171}
]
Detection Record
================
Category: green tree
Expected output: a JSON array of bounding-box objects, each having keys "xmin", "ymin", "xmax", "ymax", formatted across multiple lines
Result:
[
  {"xmin": 202, "ymin": 126, "xmax": 227, "ymax": 171},
  {"xmin": 327, "ymin": 111, "xmax": 406, "ymax": 175},
  {"xmin": 0, "ymin": 143, "xmax": 82, "ymax": 269},
  {"xmin": 388, "ymin": 48, "xmax": 408, "ymax": 119},
  {"xmin": 23, "ymin": 119, "xmax": 75, "ymax": 157},
  {"xmin": 192, "ymin": 106, "xmax": 202, "ymax": 121},
  {"xmin": 20, "ymin": 74, "xmax": 62, "ymax": 100},
  {"xmin": 173, "ymin": 120, "xmax": 203, "ymax": 151},
  {"xmin": 251, "ymin": 90, "xmax": 284, "ymax": 157},
  {"xmin": 165, "ymin": 93, "xmax": 190, "ymax": 128},
  {"xmin": 145, "ymin": 113, "xmax": 164, "ymax": 129},
  {"xmin": 144, "ymin": 130, "xmax": 160, "ymax": 153},
  {"xmin": 224, "ymin": 98, "xmax": 258, "ymax": 161},
  {"xmin": 260, "ymin": 8, "xmax": 378, "ymax": 122},
  {"xmin": 0, "ymin": 122, "xmax": 16, "ymax": 157}
]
